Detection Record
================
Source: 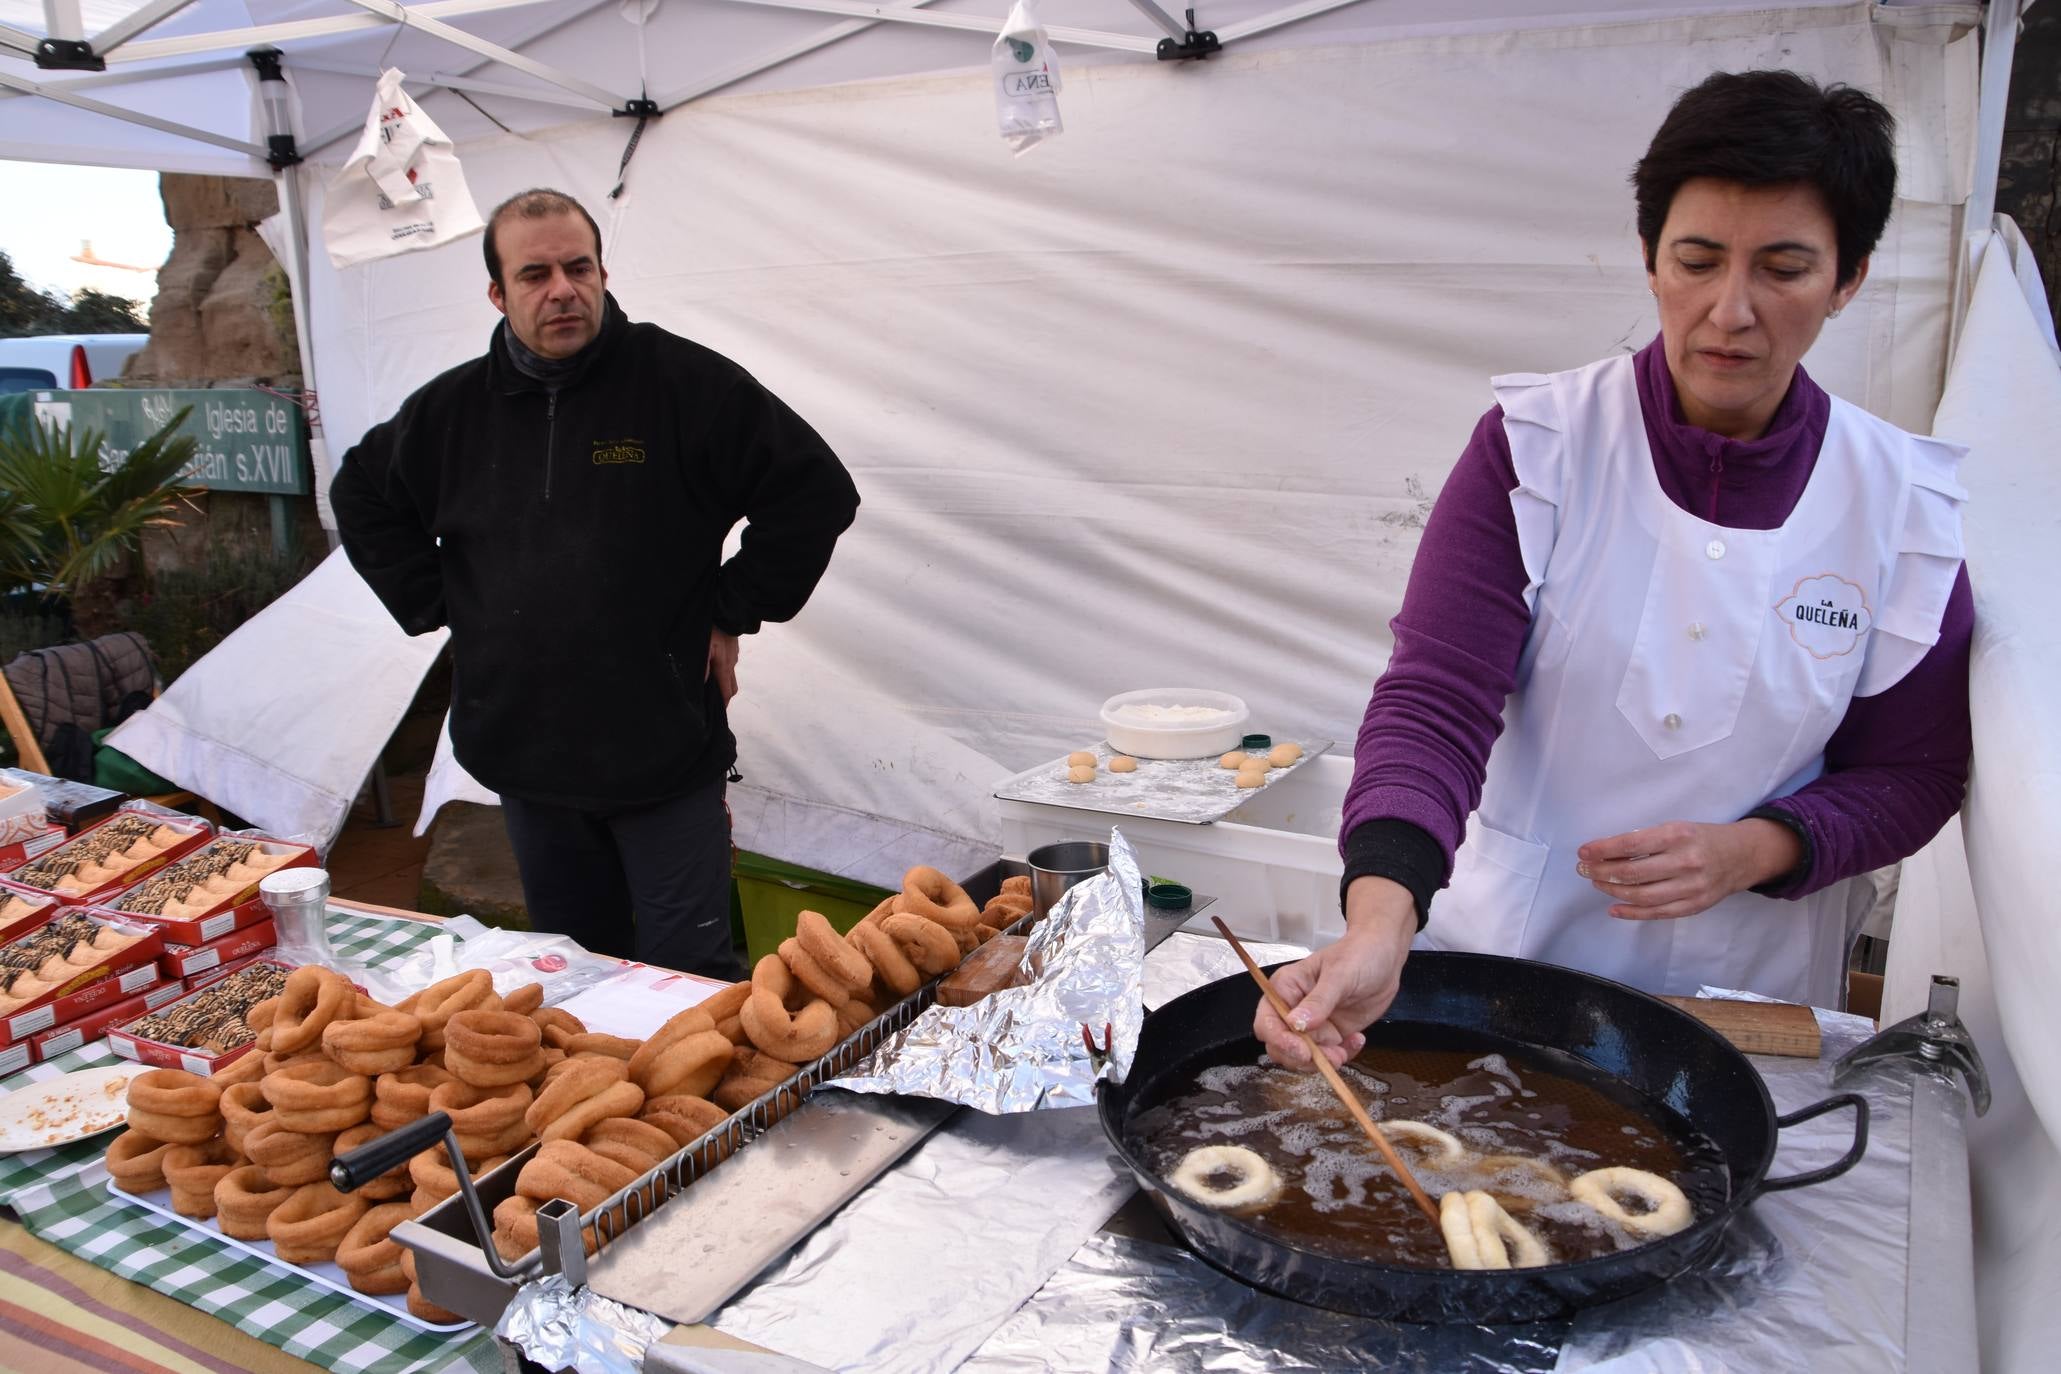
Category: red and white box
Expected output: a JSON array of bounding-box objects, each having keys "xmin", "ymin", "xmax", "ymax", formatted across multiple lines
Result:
[
  {"xmin": 0, "ymin": 917, "xmax": 167, "ymax": 1047},
  {"xmin": 106, "ymin": 958, "xmax": 287, "ymax": 1074},
  {"xmin": 31, "ymin": 978, "xmax": 184, "ymax": 1062},
  {"xmin": 0, "ymin": 823, "xmax": 67, "ymax": 875},
  {"xmin": 1, "ymin": 808, "xmax": 214, "ymax": 908},
  {"xmin": 185, "ymin": 950, "xmax": 284, "ymax": 994},
  {"xmin": 158, "ymin": 918, "xmax": 277, "ymax": 982},
  {"xmin": 95, "ymin": 835, "xmax": 316, "ymax": 946},
  {"xmin": 0, "ymin": 877, "xmax": 61, "ymax": 944}
]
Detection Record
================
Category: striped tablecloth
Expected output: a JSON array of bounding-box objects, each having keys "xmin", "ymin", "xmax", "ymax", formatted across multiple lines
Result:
[{"xmin": 0, "ymin": 909, "xmax": 499, "ymax": 1374}]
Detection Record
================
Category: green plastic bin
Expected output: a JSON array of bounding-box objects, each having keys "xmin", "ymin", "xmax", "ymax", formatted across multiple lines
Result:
[{"xmin": 730, "ymin": 850, "xmax": 893, "ymax": 967}]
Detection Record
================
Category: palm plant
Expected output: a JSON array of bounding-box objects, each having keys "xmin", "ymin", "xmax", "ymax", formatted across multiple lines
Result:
[{"xmin": 0, "ymin": 410, "xmax": 198, "ymax": 600}]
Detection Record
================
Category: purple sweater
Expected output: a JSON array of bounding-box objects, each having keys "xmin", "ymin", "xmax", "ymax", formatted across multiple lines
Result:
[{"xmin": 1342, "ymin": 338, "xmax": 1974, "ymax": 917}]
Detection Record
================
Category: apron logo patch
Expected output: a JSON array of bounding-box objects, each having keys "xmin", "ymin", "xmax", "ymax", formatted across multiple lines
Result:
[
  {"xmin": 592, "ymin": 439, "xmax": 646, "ymax": 465},
  {"xmin": 1776, "ymin": 573, "xmax": 1872, "ymax": 659}
]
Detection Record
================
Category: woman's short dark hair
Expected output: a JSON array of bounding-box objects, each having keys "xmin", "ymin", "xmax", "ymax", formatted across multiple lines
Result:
[
  {"xmin": 483, "ymin": 188, "xmax": 604, "ymax": 286},
  {"xmin": 1632, "ymin": 70, "xmax": 1896, "ymax": 287}
]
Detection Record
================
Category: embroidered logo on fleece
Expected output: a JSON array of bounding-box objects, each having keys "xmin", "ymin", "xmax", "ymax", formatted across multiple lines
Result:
[
  {"xmin": 591, "ymin": 439, "xmax": 646, "ymax": 466},
  {"xmin": 1775, "ymin": 573, "xmax": 1873, "ymax": 659}
]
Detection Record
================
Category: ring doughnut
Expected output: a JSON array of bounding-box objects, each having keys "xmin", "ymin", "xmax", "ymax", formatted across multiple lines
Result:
[
  {"xmin": 796, "ymin": 911, "xmax": 873, "ymax": 993},
  {"xmin": 641, "ymin": 1094, "xmax": 730, "ymax": 1148},
  {"xmin": 268, "ymin": 1181, "xmax": 369, "ymax": 1265},
  {"xmin": 262, "ymin": 1047, "xmax": 330, "ymax": 1079},
  {"xmin": 261, "ymin": 1061, "xmax": 372, "ymax": 1133},
  {"xmin": 711, "ymin": 1067, "xmax": 785, "ymax": 1112},
  {"xmin": 245, "ymin": 997, "xmax": 278, "ymax": 1032},
  {"xmin": 271, "ymin": 967, "xmax": 353, "ymax": 1055},
  {"xmin": 881, "ymin": 914, "xmax": 958, "ymax": 977},
  {"xmin": 628, "ymin": 1011, "xmax": 730, "ymax": 1100},
  {"xmin": 738, "ymin": 990, "xmax": 838, "ymax": 1063},
  {"xmin": 164, "ymin": 1138, "xmax": 240, "ymax": 1218},
  {"xmin": 1440, "ymin": 1190, "xmax": 1551, "ymax": 1269},
  {"xmin": 1382, "ymin": 1120, "xmax": 1468, "ymax": 1166},
  {"xmin": 428, "ymin": 1080, "xmax": 533, "ymax": 1158},
  {"xmin": 1475, "ymin": 1153, "xmax": 1568, "ymax": 1207},
  {"xmin": 105, "ymin": 1129, "xmax": 173, "ymax": 1193},
  {"xmin": 532, "ymin": 1008, "xmax": 586, "ymax": 1050},
  {"xmin": 896, "ymin": 867, "xmax": 980, "ymax": 930},
  {"xmin": 413, "ymin": 970, "xmax": 497, "ymax": 1051},
  {"xmin": 213, "ymin": 1164, "xmax": 293, "ymax": 1239},
  {"xmin": 696, "ymin": 982, "xmax": 752, "ymax": 1025},
  {"xmin": 334, "ymin": 1123, "xmax": 414, "ymax": 1201},
  {"xmin": 501, "ymin": 982, "xmax": 545, "ymax": 1017},
  {"xmin": 371, "ymin": 1065, "xmax": 452, "ymax": 1131},
  {"xmin": 835, "ymin": 994, "xmax": 876, "ymax": 1038},
  {"xmin": 778, "ymin": 937, "xmax": 853, "ymax": 1007},
  {"xmin": 443, "ymin": 1010, "xmax": 545, "ymax": 1088},
  {"xmin": 1169, "ymin": 1145, "xmax": 1283, "ymax": 1210},
  {"xmin": 322, "ymin": 1011, "xmax": 422, "ymax": 1075},
  {"xmin": 242, "ymin": 1118, "xmax": 337, "ymax": 1186},
  {"xmin": 127, "ymin": 1069, "xmax": 224, "ymax": 1144},
  {"xmin": 336, "ymin": 1201, "xmax": 417, "ymax": 1296},
  {"xmin": 848, "ymin": 921, "xmax": 920, "ymax": 998},
  {"xmin": 212, "ymin": 1051, "xmax": 265, "ymax": 1088},
  {"xmin": 525, "ymin": 1057, "xmax": 644, "ymax": 1143},
  {"xmin": 219, "ymin": 1081, "xmax": 272, "ymax": 1154},
  {"xmin": 581, "ymin": 1116, "xmax": 679, "ymax": 1174},
  {"xmin": 515, "ymin": 1139, "xmax": 637, "ymax": 1211},
  {"xmin": 407, "ymin": 1143, "xmax": 511, "ymax": 1203},
  {"xmin": 563, "ymin": 1032, "xmax": 639, "ymax": 1061},
  {"xmin": 1568, "ymin": 1167, "xmax": 1694, "ymax": 1237}
]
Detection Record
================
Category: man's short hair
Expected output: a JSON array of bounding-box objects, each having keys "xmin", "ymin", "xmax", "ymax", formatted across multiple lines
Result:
[{"xmin": 483, "ymin": 188, "xmax": 604, "ymax": 286}]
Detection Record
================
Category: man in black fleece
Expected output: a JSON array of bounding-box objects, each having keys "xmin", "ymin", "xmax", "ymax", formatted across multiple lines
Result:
[{"xmin": 332, "ymin": 188, "xmax": 858, "ymax": 980}]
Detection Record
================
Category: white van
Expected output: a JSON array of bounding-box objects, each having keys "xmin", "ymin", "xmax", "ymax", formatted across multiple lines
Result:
[{"xmin": 0, "ymin": 334, "xmax": 148, "ymax": 394}]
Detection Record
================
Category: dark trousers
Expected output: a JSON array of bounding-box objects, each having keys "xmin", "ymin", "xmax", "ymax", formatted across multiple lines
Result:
[{"xmin": 500, "ymin": 778, "xmax": 745, "ymax": 981}]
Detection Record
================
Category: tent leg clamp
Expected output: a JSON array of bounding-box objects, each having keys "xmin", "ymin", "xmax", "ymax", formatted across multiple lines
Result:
[
  {"xmin": 614, "ymin": 98, "xmax": 661, "ymax": 120},
  {"xmin": 1156, "ymin": 9, "xmax": 1221, "ymax": 61},
  {"xmin": 35, "ymin": 38, "xmax": 104, "ymax": 71}
]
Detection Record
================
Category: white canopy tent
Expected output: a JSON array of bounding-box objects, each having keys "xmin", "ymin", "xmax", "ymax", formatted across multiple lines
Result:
[{"xmin": 5, "ymin": 2, "xmax": 2058, "ymax": 1368}]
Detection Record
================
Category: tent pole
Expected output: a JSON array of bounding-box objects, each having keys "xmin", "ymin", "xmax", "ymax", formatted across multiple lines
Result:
[
  {"xmin": 341, "ymin": 0, "xmax": 631, "ymax": 110},
  {"xmin": 91, "ymin": 0, "xmax": 198, "ymax": 55},
  {"xmin": 702, "ymin": 0, "xmax": 1158, "ymax": 54},
  {"xmin": 0, "ymin": 68, "xmax": 268, "ymax": 158},
  {"xmin": 1951, "ymin": 0, "xmax": 2023, "ymax": 354}
]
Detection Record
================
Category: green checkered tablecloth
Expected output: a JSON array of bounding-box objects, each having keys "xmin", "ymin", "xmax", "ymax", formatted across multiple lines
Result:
[{"xmin": 0, "ymin": 908, "xmax": 500, "ymax": 1374}]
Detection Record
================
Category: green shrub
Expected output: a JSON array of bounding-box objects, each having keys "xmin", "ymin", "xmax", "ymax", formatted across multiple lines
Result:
[{"xmin": 118, "ymin": 550, "xmax": 318, "ymax": 681}]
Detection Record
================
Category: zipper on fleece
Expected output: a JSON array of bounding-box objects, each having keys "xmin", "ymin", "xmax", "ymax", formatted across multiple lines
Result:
[{"xmin": 543, "ymin": 391, "xmax": 558, "ymax": 501}]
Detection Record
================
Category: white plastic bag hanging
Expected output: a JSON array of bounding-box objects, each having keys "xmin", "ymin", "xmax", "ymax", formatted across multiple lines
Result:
[
  {"xmin": 322, "ymin": 68, "xmax": 485, "ymax": 268},
  {"xmin": 993, "ymin": 1, "xmax": 1063, "ymax": 155}
]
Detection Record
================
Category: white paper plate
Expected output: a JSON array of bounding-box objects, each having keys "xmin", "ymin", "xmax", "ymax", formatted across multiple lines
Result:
[
  {"xmin": 106, "ymin": 1179, "xmax": 473, "ymax": 1332},
  {"xmin": 0, "ymin": 1064, "xmax": 139, "ymax": 1152}
]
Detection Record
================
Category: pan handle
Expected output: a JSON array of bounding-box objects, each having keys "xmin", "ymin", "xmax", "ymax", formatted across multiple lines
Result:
[{"xmin": 1758, "ymin": 1092, "xmax": 1870, "ymax": 1193}]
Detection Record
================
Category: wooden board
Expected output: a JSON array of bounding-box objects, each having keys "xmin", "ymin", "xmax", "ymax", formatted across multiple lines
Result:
[
  {"xmin": 1657, "ymin": 995, "xmax": 1821, "ymax": 1058},
  {"xmin": 936, "ymin": 936, "xmax": 1031, "ymax": 1007}
]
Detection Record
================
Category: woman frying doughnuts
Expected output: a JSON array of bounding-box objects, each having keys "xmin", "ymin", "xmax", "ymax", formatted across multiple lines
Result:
[{"xmin": 1259, "ymin": 71, "xmax": 1972, "ymax": 1070}]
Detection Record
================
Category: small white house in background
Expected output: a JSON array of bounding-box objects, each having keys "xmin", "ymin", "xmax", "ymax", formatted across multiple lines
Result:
[{"xmin": 0, "ymin": 334, "xmax": 148, "ymax": 395}]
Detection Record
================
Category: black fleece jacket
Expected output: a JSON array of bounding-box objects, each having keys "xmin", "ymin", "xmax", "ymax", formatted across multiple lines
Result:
[{"xmin": 331, "ymin": 296, "xmax": 859, "ymax": 809}]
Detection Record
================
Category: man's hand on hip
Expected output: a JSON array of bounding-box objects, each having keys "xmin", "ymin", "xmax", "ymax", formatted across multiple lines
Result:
[{"xmin": 707, "ymin": 630, "xmax": 741, "ymax": 704}]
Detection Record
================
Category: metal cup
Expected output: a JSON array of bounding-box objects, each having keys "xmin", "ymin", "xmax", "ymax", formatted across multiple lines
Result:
[
  {"xmin": 1027, "ymin": 841, "xmax": 1110, "ymax": 917},
  {"xmin": 261, "ymin": 866, "xmax": 336, "ymax": 961}
]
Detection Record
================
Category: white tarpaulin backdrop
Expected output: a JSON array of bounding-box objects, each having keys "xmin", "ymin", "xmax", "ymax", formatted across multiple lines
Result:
[{"xmin": 303, "ymin": 7, "xmax": 1973, "ymax": 858}]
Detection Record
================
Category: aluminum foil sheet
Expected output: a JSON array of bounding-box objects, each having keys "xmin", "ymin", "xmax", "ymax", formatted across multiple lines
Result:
[
  {"xmin": 706, "ymin": 1104, "xmax": 1137, "ymax": 1374},
  {"xmin": 496, "ymin": 1273, "xmax": 672, "ymax": 1374},
  {"xmin": 964, "ymin": 1232, "xmax": 1568, "ymax": 1372},
  {"xmin": 830, "ymin": 829, "xmax": 1145, "ymax": 1112},
  {"xmin": 992, "ymin": 740, "xmax": 1332, "ymax": 825}
]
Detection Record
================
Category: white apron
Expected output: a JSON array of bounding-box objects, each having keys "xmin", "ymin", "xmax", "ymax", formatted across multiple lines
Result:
[{"xmin": 1418, "ymin": 354, "xmax": 1966, "ymax": 1006}]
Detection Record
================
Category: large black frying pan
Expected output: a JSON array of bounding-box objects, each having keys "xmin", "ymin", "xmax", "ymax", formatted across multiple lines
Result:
[{"xmin": 1097, "ymin": 951, "xmax": 1867, "ymax": 1324}]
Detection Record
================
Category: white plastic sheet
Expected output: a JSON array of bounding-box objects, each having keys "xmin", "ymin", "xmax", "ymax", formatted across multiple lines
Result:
[
  {"xmin": 103, "ymin": 549, "xmax": 449, "ymax": 850},
  {"xmin": 301, "ymin": 10, "xmax": 1973, "ymax": 862},
  {"xmin": 1891, "ymin": 220, "xmax": 2061, "ymax": 1374}
]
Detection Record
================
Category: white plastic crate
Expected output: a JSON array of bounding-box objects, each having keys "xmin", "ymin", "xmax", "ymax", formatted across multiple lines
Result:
[{"xmin": 998, "ymin": 753, "xmax": 1352, "ymax": 948}]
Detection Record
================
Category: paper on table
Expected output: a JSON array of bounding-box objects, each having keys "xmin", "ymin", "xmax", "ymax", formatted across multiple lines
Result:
[{"xmin": 555, "ymin": 965, "xmax": 727, "ymax": 1039}]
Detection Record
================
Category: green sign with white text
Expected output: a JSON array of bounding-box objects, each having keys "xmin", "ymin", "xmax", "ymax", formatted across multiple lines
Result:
[{"xmin": 0, "ymin": 387, "xmax": 309, "ymax": 495}]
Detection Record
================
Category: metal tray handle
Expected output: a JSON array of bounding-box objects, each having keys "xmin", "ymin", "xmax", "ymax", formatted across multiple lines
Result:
[{"xmin": 1758, "ymin": 1092, "xmax": 1870, "ymax": 1193}]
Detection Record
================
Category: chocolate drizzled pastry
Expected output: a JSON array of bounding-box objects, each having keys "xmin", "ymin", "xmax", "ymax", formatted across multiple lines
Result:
[{"xmin": 125, "ymin": 962, "xmax": 289, "ymax": 1051}]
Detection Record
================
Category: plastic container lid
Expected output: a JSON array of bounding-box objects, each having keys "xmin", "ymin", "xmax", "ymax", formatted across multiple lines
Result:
[
  {"xmin": 1146, "ymin": 881, "xmax": 1193, "ymax": 910},
  {"xmin": 1241, "ymin": 734, "xmax": 1272, "ymax": 751}
]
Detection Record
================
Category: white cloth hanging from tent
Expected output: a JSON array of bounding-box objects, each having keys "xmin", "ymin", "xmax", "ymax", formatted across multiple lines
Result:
[
  {"xmin": 1889, "ymin": 219, "xmax": 2061, "ymax": 1374},
  {"xmin": 104, "ymin": 549, "xmax": 448, "ymax": 850},
  {"xmin": 310, "ymin": 9, "xmax": 1976, "ymax": 874}
]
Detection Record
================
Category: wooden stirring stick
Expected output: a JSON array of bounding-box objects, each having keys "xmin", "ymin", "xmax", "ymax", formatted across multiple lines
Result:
[{"xmin": 1211, "ymin": 916, "xmax": 1442, "ymax": 1229}]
